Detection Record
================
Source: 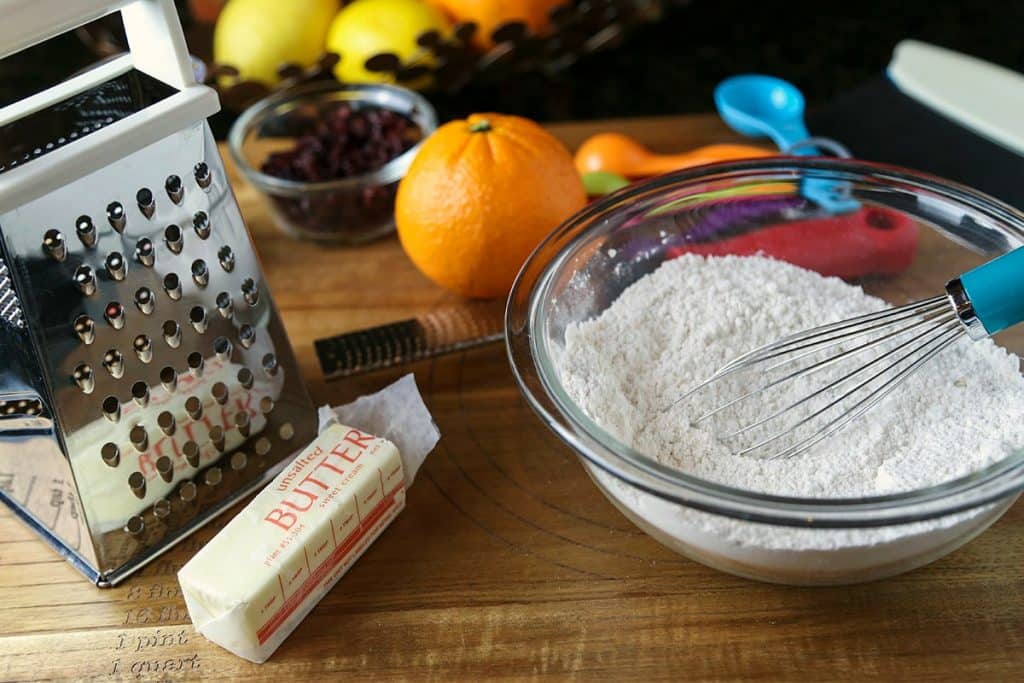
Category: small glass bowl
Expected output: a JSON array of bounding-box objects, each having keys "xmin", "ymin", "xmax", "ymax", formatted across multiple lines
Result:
[
  {"xmin": 507, "ymin": 158, "xmax": 1024, "ymax": 585},
  {"xmin": 228, "ymin": 82, "xmax": 437, "ymax": 244}
]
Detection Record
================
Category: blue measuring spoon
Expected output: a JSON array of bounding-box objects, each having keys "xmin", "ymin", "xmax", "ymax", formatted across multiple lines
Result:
[{"xmin": 714, "ymin": 75, "xmax": 859, "ymax": 213}]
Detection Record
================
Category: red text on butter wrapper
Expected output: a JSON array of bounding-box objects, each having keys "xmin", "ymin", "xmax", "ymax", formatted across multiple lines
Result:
[{"xmin": 263, "ymin": 429, "xmax": 376, "ymax": 531}]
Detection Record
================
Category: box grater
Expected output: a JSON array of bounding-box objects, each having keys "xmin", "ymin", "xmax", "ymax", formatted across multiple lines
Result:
[{"xmin": 0, "ymin": 0, "xmax": 317, "ymax": 585}]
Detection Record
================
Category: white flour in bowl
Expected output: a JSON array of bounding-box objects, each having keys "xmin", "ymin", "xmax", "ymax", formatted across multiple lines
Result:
[{"xmin": 559, "ymin": 254, "xmax": 1024, "ymax": 551}]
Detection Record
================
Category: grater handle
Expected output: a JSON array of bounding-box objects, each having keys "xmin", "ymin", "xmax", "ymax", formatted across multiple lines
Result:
[
  {"xmin": 0, "ymin": 0, "xmax": 130, "ymax": 59},
  {"xmin": 0, "ymin": 0, "xmax": 195, "ymax": 90}
]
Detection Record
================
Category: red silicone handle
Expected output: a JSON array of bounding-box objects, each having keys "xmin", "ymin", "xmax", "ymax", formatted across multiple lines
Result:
[{"xmin": 667, "ymin": 206, "xmax": 919, "ymax": 279}]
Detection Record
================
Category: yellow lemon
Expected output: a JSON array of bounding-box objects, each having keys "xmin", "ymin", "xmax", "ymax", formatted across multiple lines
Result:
[
  {"xmin": 214, "ymin": 0, "xmax": 339, "ymax": 85},
  {"xmin": 326, "ymin": 0, "xmax": 450, "ymax": 87}
]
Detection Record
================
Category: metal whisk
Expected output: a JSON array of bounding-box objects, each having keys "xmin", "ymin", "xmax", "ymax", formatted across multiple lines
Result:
[{"xmin": 679, "ymin": 246, "xmax": 1024, "ymax": 460}]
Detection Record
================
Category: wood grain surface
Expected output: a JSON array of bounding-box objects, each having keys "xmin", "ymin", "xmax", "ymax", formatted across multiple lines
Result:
[{"xmin": 1, "ymin": 114, "xmax": 1022, "ymax": 681}]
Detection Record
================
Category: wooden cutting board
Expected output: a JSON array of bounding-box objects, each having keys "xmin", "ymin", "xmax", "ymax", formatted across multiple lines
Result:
[{"xmin": 0, "ymin": 115, "xmax": 1021, "ymax": 681}]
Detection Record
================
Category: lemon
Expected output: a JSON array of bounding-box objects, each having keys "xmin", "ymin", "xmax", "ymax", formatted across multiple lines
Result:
[
  {"xmin": 326, "ymin": 0, "xmax": 450, "ymax": 87},
  {"xmin": 214, "ymin": 0, "xmax": 340, "ymax": 85}
]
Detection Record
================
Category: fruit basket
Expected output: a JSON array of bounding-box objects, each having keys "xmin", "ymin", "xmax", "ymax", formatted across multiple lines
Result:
[{"xmin": 77, "ymin": 0, "xmax": 671, "ymax": 111}]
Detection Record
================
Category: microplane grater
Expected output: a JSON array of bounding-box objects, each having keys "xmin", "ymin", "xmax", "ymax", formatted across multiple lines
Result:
[
  {"xmin": 0, "ymin": 0, "xmax": 316, "ymax": 585},
  {"xmin": 315, "ymin": 302, "xmax": 505, "ymax": 380}
]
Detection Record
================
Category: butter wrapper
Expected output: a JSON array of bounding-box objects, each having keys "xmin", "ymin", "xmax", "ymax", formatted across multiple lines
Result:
[{"xmin": 178, "ymin": 375, "xmax": 439, "ymax": 663}]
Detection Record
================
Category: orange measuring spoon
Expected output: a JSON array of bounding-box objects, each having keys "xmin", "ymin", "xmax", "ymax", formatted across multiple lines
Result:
[{"xmin": 574, "ymin": 132, "xmax": 776, "ymax": 178}]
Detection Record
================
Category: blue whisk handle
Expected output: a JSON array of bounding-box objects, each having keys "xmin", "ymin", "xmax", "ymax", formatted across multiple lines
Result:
[{"xmin": 957, "ymin": 245, "xmax": 1024, "ymax": 338}]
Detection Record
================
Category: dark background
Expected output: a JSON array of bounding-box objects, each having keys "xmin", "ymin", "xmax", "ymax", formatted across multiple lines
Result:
[
  {"xmin": 2, "ymin": 0, "xmax": 1022, "ymax": 134},
  {"xmin": 432, "ymin": 1, "xmax": 1024, "ymax": 123}
]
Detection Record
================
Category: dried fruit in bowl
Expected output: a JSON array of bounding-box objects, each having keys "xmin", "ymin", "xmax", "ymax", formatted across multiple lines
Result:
[
  {"xmin": 260, "ymin": 104, "xmax": 420, "ymax": 182},
  {"xmin": 259, "ymin": 103, "xmax": 422, "ymax": 240}
]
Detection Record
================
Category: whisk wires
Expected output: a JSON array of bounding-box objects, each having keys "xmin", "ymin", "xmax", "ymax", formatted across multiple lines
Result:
[{"xmin": 675, "ymin": 295, "xmax": 965, "ymax": 460}]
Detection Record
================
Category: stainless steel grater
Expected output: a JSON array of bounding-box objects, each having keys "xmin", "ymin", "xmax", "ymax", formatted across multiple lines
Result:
[{"xmin": 0, "ymin": 0, "xmax": 316, "ymax": 585}]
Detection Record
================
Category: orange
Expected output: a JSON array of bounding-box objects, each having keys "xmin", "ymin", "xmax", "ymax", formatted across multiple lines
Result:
[
  {"xmin": 430, "ymin": 0, "xmax": 567, "ymax": 49},
  {"xmin": 396, "ymin": 113, "xmax": 586, "ymax": 299}
]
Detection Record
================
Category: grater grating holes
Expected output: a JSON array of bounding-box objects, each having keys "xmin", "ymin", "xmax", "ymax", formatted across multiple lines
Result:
[
  {"xmin": 0, "ymin": 399, "xmax": 42, "ymax": 416},
  {"xmin": 185, "ymin": 396, "xmax": 202, "ymax": 420},
  {"xmin": 134, "ymin": 287, "xmax": 155, "ymax": 315},
  {"xmin": 238, "ymin": 324, "xmax": 255, "ymax": 349},
  {"xmin": 211, "ymin": 382, "xmax": 228, "ymax": 405},
  {"xmin": 102, "ymin": 349, "xmax": 125, "ymax": 378},
  {"xmin": 133, "ymin": 334, "xmax": 152, "ymax": 363},
  {"xmin": 72, "ymin": 363, "xmax": 94, "ymax": 393},
  {"xmin": 209, "ymin": 425, "xmax": 225, "ymax": 452},
  {"xmin": 130, "ymin": 381, "xmax": 149, "ymax": 407},
  {"xmin": 218, "ymin": 246, "xmax": 234, "ymax": 272},
  {"xmin": 101, "ymin": 395, "xmax": 120, "ymax": 422},
  {"xmin": 105, "ymin": 251, "xmax": 127, "ymax": 281},
  {"xmin": 165, "ymin": 175, "xmax": 183, "ymax": 204},
  {"xmin": 230, "ymin": 452, "xmax": 247, "ymax": 471},
  {"xmin": 153, "ymin": 499, "xmax": 171, "ymax": 519},
  {"xmin": 75, "ymin": 216, "xmax": 97, "ymax": 249},
  {"xmin": 183, "ymin": 441, "xmax": 200, "ymax": 467},
  {"xmin": 135, "ymin": 238, "xmax": 155, "ymax": 267},
  {"xmin": 73, "ymin": 315, "xmax": 95, "ymax": 344},
  {"xmin": 103, "ymin": 301, "xmax": 125, "ymax": 329},
  {"xmin": 42, "ymin": 229, "xmax": 66, "ymax": 261},
  {"xmin": 162, "ymin": 319, "xmax": 182, "ymax": 347},
  {"xmin": 234, "ymin": 411, "xmax": 250, "ymax": 437},
  {"xmin": 157, "ymin": 410, "xmax": 175, "ymax": 436},
  {"xmin": 73, "ymin": 265, "xmax": 97, "ymax": 296},
  {"xmin": 107, "ymin": 202, "xmax": 126, "ymax": 232},
  {"xmin": 129, "ymin": 424, "xmax": 148, "ymax": 452},
  {"xmin": 254, "ymin": 437, "xmax": 271, "ymax": 456},
  {"xmin": 101, "ymin": 442, "xmax": 120, "ymax": 467},
  {"xmin": 164, "ymin": 225, "xmax": 183, "ymax": 255},
  {"xmin": 125, "ymin": 516, "xmax": 144, "ymax": 535},
  {"xmin": 191, "ymin": 259, "xmax": 209, "ymax": 288},
  {"xmin": 194, "ymin": 162, "xmax": 212, "ymax": 189},
  {"xmin": 3, "ymin": 130, "xmax": 318, "ymax": 576},
  {"xmin": 213, "ymin": 336, "xmax": 232, "ymax": 361},
  {"xmin": 159, "ymin": 366, "xmax": 177, "ymax": 392},
  {"xmin": 204, "ymin": 467, "xmax": 222, "ymax": 487},
  {"xmin": 279, "ymin": 422, "xmax": 294, "ymax": 441},
  {"xmin": 193, "ymin": 211, "xmax": 210, "ymax": 240},
  {"xmin": 179, "ymin": 481, "xmax": 198, "ymax": 501},
  {"xmin": 136, "ymin": 188, "xmax": 155, "ymax": 219},
  {"xmin": 163, "ymin": 272, "xmax": 182, "ymax": 300},
  {"xmin": 241, "ymin": 278, "xmax": 259, "ymax": 306},
  {"xmin": 215, "ymin": 292, "xmax": 233, "ymax": 318},
  {"xmin": 186, "ymin": 351, "xmax": 204, "ymax": 377},
  {"xmin": 128, "ymin": 471, "xmax": 146, "ymax": 498},
  {"xmin": 189, "ymin": 306, "xmax": 208, "ymax": 334},
  {"xmin": 156, "ymin": 456, "xmax": 174, "ymax": 482}
]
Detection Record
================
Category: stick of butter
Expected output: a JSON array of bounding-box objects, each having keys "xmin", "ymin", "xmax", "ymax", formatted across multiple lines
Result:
[{"xmin": 178, "ymin": 423, "xmax": 406, "ymax": 663}]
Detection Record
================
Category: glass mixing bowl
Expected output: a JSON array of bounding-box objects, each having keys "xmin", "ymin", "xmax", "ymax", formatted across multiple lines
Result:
[{"xmin": 506, "ymin": 159, "xmax": 1024, "ymax": 585}]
